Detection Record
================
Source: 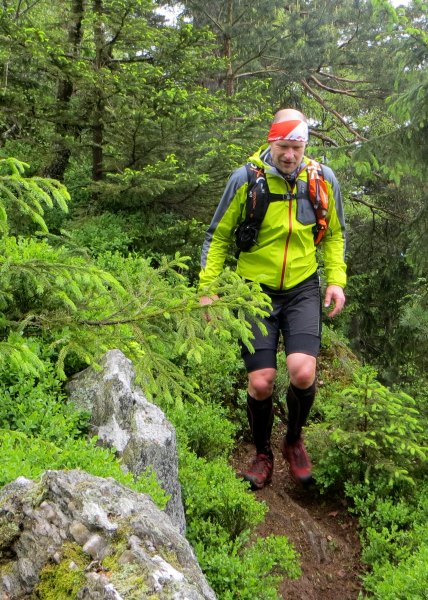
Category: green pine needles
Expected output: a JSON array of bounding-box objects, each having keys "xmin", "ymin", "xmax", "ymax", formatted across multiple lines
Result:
[
  {"xmin": 0, "ymin": 157, "xmax": 69, "ymax": 235},
  {"xmin": 0, "ymin": 157, "xmax": 270, "ymax": 403}
]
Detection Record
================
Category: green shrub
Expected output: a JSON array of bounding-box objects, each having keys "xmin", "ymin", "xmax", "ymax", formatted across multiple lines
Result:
[
  {"xmin": 125, "ymin": 212, "xmax": 206, "ymax": 284},
  {"xmin": 195, "ymin": 530, "xmax": 301, "ymax": 600},
  {"xmin": 66, "ymin": 213, "xmax": 137, "ymax": 256},
  {"xmin": 0, "ymin": 428, "xmax": 168, "ymax": 509},
  {"xmin": 180, "ymin": 450, "xmax": 266, "ymax": 541},
  {"xmin": 360, "ymin": 540, "xmax": 428, "ymax": 600},
  {"xmin": 0, "ymin": 358, "xmax": 89, "ymax": 442},
  {"xmin": 183, "ymin": 339, "xmax": 245, "ymax": 406},
  {"xmin": 179, "ymin": 446, "xmax": 300, "ymax": 599},
  {"xmin": 307, "ymin": 366, "xmax": 427, "ymax": 495},
  {"xmin": 349, "ymin": 483, "xmax": 428, "ymax": 599},
  {"xmin": 170, "ymin": 401, "xmax": 237, "ymax": 461}
]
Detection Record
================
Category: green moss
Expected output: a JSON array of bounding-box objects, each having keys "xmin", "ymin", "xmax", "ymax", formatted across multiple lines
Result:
[
  {"xmin": 107, "ymin": 562, "xmax": 151, "ymax": 599},
  {"xmin": 31, "ymin": 516, "xmax": 179, "ymax": 599},
  {"xmin": 157, "ymin": 547, "xmax": 181, "ymax": 572},
  {"xmin": 102, "ymin": 538, "xmax": 151, "ymax": 599},
  {"xmin": 31, "ymin": 542, "xmax": 89, "ymax": 600},
  {"xmin": 0, "ymin": 519, "xmax": 20, "ymax": 552}
]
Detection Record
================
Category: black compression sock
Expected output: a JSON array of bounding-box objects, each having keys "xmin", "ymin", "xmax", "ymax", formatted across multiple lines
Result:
[
  {"xmin": 246, "ymin": 393, "xmax": 274, "ymax": 457},
  {"xmin": 285, "ymin": 381, "xmax": 316, "ymax": 444}
]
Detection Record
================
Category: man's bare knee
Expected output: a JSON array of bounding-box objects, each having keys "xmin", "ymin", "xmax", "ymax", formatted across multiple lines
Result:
[
  {"xmin": 248, "ymin": 368, "xmax": 276, "ymax": 399},
  {"xmin": 287, "ymin": 354, "xmax": 316, "ymax": 389}
]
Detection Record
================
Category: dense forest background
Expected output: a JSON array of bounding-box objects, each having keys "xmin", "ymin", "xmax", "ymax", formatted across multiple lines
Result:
[{"xmin": 0, "ymin": 0, "xmax": 427, "ymax": 598}]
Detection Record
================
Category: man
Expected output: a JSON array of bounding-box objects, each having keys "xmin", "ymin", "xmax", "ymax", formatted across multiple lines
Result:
[{"xmin": 199, "ymin": 108, "xmax": 346, "ymax": 489}]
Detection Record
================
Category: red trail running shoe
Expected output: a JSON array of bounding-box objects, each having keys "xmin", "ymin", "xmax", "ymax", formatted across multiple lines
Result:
[
  {"xmin": 241, "ymin": 453, "xmax": 273, "ymax": 490},
  {"xmin": 282, "ymin": 438, "xmax": 312, "ymax": 483}
]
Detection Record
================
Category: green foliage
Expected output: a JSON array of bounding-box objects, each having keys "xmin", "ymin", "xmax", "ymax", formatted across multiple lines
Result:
[
  {"xmin": 91, "ymin": 252, "xmax": 270, "ymax": 405},
  {"xmin": 0, "ymin": 234, "xmax": 125, "ymax": 376},
  {"xmin": 0, "ymin": 332, "xmax": 46, "ymax": 378},
  {"xmin": 170, "ymin": 401, "xmax": 237, "ymax": 461},
  {"xmin": 307, "ymin": 366, "xmax": 427, "ymax": 495},
  {"xmin": 0, "ymin": 157, "xmax": 69, "ymax": 236},
  {"xmin": 0, "ymin": 160, "xmax": 271, "ymax": 404},
  {"xmin": 353, "ymin": 484, "xmax": 428, "ymax": 600},
  {"xmin": 360, "ymin": 542, "xmax": 428, "ymax": 600},
  {"xmin": 0, "ymin": 358, "xmax": 89, "ymax": 442},
  {"xmin": 180, "ymin": 450, "xmax": 266, "ymax": 540},
  {"xmin": 195, "ymin": 532, "xmax": 301, "ymax": 600},
  {"xmin": 183, "ymin": 334, "xmax": 245, "ymax": 405},
  {"xmin": 399, "ymin": 277, "xmax": 428, "ymax": 366},
  {"xmin": 178, "ymin": 446, "xmax": 300, "ymax": 599},
  {"xmin": 0, "ymin": 428, "xmax": 168, "ymax": 509},
  {"xmin": 65, "ymin": 212, "xmax": 138, "ymax": 256}
]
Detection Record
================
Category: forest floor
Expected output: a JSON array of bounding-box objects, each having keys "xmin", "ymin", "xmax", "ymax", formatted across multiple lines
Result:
[{"xmin": 231, "ymin": 429, "xmax": 364, "ymax": 600}]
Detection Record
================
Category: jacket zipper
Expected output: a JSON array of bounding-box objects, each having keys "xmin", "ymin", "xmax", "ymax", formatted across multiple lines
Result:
[{"xmin": 279, "ymin": 182, "xmax": 296, "ymax": 289}]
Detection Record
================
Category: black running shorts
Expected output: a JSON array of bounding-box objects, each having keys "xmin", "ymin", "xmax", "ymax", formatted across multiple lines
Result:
[{"xmin": 241, "ymin": 272, "xmax": 322, "ymax": 372}]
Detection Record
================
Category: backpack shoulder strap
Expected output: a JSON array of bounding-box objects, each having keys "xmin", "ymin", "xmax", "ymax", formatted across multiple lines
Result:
[
  {"xmin": 234, "ymin": 163, "xmax": 270, "ymax": 252},
  {"xmin": 304, "ymin": 159, "xmax": 329, "ymax": 245},
  {"xmin": 244, "ymin": 163, "xmax": 269, "ymax": 222}
]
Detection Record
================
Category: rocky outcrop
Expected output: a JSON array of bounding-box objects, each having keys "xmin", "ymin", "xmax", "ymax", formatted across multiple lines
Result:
[
  {"xmin": 66, "ymin": 349, "xmax": 186, "ymax": 534},
  {"xmin": 0, "ymin": 470, "xmax": 216, "ymax": 599}
]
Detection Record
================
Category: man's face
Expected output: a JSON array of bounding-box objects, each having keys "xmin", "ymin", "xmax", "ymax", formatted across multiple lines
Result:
[{"xmin": 269, "ymin": 140, "xmax": 306, "ymax": 174}]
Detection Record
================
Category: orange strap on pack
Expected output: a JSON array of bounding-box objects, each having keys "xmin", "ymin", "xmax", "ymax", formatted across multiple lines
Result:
[{"xmin": 304, "ymin": 160, "xmax": 329, "ymax": 245}]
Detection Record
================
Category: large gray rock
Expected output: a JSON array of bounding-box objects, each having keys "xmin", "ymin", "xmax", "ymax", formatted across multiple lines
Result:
[
  {"xmin": 0, "ymin": 470, "xmax": 216, "ymax": 600},
  {"xmin": 66, "ymin": 350, "xmax": 186, "ymax": 534}
]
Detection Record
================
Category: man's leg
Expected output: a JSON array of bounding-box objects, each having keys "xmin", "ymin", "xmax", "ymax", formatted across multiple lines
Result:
[
  {"xmin": 240, "ymin": 367, "xmax": 276, "ymax": 490},
  {"xmin": 282, "ymin": 352, "xmax": 317, "ymax": 482},
  {"xmin": 286, "ymin": 353, "xmax": 316, "ymax": 443},
  {"xmin": 278, "ymin": 273, "xmax": 321, "ymax": 483},
  {"xmin": 239, "ymin": 287, "xmax": 281, "ymax": 490},
  {"xmin": 247, "ymin": 367, "xmax": 276, "ymax": 453}
]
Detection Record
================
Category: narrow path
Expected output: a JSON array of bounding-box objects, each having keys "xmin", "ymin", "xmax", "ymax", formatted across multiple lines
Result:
[{"xmin": 232, "ymin": 434, "xmax": 363, "ymax": 600}]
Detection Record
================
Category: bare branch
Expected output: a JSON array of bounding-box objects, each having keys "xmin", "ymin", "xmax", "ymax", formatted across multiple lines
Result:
[
  {"xmin": 300, "ymin": 79, "xmax": 369, "ymax": 142},
  {"xmin": 14, "ymin": 0, "xmax": 42, "ymax": 20},
  {"xmin": 1, "ymin": 123, "xmax": 18, "ymax": 139},
  {"xmin": 192, "ymin": 5, "xmax": 225, "ymax": 35},
  {"xmin": 337, "ymin": 11, "xmax": 361, "ymax": 49},
  {"xmin": 350, "ymin": 194, "xmax": 403, "ymax": 218},
  {"xmin": 317, "ymin": 71, "xmax": 371, "ymax": 85},
  {"xmin": 314, "ymin": 72, "xmax": 387, "ymax": 99},
  {"xmin": 308, "ymin": 74, "xmax": 360, "ymax": 97},
  {"xmin": 233, "ymin": 33, "xmax": 283, "ymax": 76},
  {"xmin": 234, "ymin": 67, "xmax": 285, "ymax": 79},
  {"xmin": 105, "ymin": 8, "xmax": 131, "ymax": 48},
  {"xmin": 231, "ymin": 7, "xmax": 247, "ymax": 27},
  {"xmin": 309, "ymin": 130, "xmax": 340, "ymax": 147}
]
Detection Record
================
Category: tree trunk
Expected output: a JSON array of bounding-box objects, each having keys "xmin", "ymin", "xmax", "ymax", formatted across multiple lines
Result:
[
  {"xmin": 92, "ymin": 0, "xmax": 106, "ymax": 184},
  {"xmin": 42, "ymin": 0, "xmax": 84, "ymax": 180},
  {"xmin": 224, "ymin": 0, "xmax": 234, "ymax": 96}
]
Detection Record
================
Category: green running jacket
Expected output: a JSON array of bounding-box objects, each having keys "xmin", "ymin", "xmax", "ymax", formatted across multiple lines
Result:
[{"xmin": 199, "ymin": 145, "xmax": 347, "ymax": 292}]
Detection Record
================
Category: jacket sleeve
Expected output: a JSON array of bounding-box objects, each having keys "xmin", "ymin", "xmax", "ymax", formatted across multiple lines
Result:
[
  {"xmin": 322, "ymin": 166, "xmax": 347, "ymax": 288},
  {"xmin": 199, "ymin": 166, "xmax": 248, "ymax": 291}
]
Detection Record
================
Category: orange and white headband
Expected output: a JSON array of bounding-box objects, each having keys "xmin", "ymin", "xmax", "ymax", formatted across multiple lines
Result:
[{"xmin": 268, "ymin": 119, "xmax": 308, "ymax": 143}]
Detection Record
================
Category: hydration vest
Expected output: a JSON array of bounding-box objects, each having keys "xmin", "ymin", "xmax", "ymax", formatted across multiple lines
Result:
[{"xmin": 235, "ymin": 160, "xmax": 329, "ymax": 252}]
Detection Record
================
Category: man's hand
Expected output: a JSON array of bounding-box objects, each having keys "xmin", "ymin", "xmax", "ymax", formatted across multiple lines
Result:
[
  {"xmin": 324, "ymin": 285, "xmax": 345, "ymax": 318},
  {"xmin": 199, "ymin": 295, "xmax": 219, "ymax": 307},
  {"xmin": 199, "ymin": 294, "xmax": 219, "ymax": 321}
]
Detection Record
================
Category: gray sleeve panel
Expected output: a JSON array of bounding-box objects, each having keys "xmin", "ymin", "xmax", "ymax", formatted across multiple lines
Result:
[
  {"xmin": 322, "ymin": 165, "xmax": 346, "ymax": 234},
  {"xmin": 200, "ymin": 166, "xmax": 248, "ymax": 268}
]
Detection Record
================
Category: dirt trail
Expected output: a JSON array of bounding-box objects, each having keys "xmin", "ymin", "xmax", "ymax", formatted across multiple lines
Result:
[{"xmin": 232, "ymin": 433, "xmax": 363, "ymax": 600}]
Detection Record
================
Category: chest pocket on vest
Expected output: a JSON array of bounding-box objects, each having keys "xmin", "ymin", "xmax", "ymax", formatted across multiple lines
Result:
[{"xmin": 296, "ymin": 181, "xmax": 316, "ymax": 225}]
